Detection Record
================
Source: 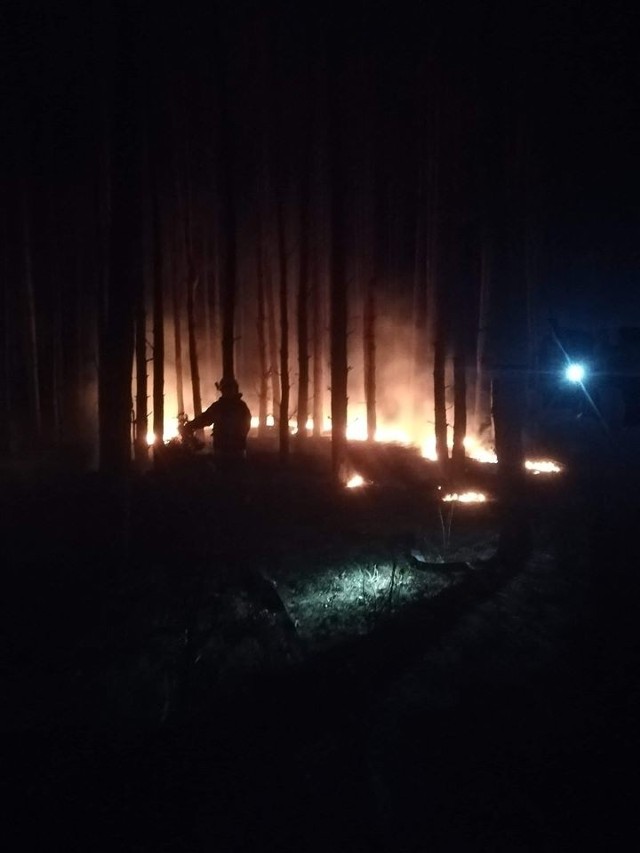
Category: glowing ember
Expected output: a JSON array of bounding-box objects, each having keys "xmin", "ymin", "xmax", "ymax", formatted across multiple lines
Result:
[
  {"xmin": 525, "ymin": 459, "xmax": 562, "ymax": 474},
  {"xmin": 346, "ymin": 473, "xmax": 366, "ymax": 489},
  {"xmin": 464, "ymin": 436, "xmax": 498, "ymax": 463},
  {"xmin": 442, "ymin": 491, "xmax": 487, "ymax": 503},
  {"xmin": 146, "ymin": 419, "xmax": 180, "ymax": 446}
]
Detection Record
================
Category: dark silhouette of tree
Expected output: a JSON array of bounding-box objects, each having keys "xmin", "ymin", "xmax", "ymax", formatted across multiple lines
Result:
[
  {"xmin": 276, "ymin": 191, "xmax": 290, "ymax": 461},
  {"xmin": 171, "ymin": 230, "xmax": 185, "ymax": 418},
  {"xmin": 186, "ymin": 262, "xmax": 202, "ymax": 427},
  {"xmin": 489, "ymin": 119, "xmax": 532, "ymax": 565},
  {"xmin": 22, "ymin": 190, "xmax": 42, "ymax": 448},
  {"xmin": 217, "ymin": 59, "xmax": 238, "ymax": 387},
  {"xmin": 296, "ymin": 156, "xmax": 310, "ymax": 443},
  {"xmin": 151, "ymin": 181, "xmax": 165, "ymax": 454},
  {"xmin": 0, "ymin": 207, "xmax": 10, "ymax": 454},
  {"xmin": 255, "ymin": 236, "xmax": 269, "ymax": 436},
  {"xmin": 363, "ymin": 281, "xmax": 376, "ymax": 442},
  {"xmin": 266, "ymin": 247, "xmax": 280, "ymax": 426},
  {"xmin": 474, "ymin": 236, "xmax": 492, "ymax": 435},
  {"xmin": 98, "ymin": 8, "xmax": 143, "ymax": 475},
  {"xmin": 134, "ymin": 253, "xmax": 148, "ymax": 466},
  {"xmin": 311, "ymin": 243, "xmax": 324, "ymax": 438},
  {"xmin": 329, "ymin": 73, "xmax": 348, "ymax": 480}
]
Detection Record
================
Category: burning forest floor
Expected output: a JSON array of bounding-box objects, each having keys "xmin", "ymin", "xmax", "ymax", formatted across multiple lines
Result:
[{"xmin": 2, "ymin": 439, "xmax": 640, "ymax": 851}]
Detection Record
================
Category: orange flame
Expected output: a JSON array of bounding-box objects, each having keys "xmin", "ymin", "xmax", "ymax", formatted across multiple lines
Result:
[
  {"xmin": 442, "ymin": 491, "xmax": 487, "ymax": 503},
  {"xmin": 346, "ymin": 473, "xmax": 366, "ymax": 489}
]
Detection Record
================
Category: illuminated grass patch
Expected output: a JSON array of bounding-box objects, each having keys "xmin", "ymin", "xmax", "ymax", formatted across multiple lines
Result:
[{"xmin": 276, "ymin": 559, "xmax": 453, "ymax": 651}]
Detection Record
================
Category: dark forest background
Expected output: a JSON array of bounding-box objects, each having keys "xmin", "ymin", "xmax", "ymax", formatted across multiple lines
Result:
[{"xmin": 1, "ymin": 0, "xmax": 637, "ymax": 474}]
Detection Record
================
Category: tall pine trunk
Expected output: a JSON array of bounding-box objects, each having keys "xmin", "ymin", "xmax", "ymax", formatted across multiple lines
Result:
[
  {"xmin": 266, "ymin": 250, "xmax": 280, "ymax": 424},
  {"xmin": 256, "ymin": 240, "xmax": 269, "ymax": 436},
  {"xmin": 171, "ymin": 240, "xmax": 185, "ymax": 417},
  {"xmin": 0, "ymin": 211, "xmax": 11, "ymax": 454},
  {"xmin": 186, "ymin": 264, "xmax": 202, "ymax": 422},
  {"xmin": 490, "ymin": 125, "xmax": 532, "ymax": 565},
  {"xmin": 202, "ymin": 224, "xmax": 216, "ymax": 399},
  {"xmin": 182, "ymin": 141, "xmax": 202, "ymax": 423},
  {"xmin": 363, "ymin": 281, "xmax": 376, "ymax": 441},
  {"xmin": 134, "ymin": 278, "xmax": 148, "ymax": 464},
  {"xmin": 152, "ymin": 184, "xmax": 165, "ymax": 452},
  {"xmin": 296, "ymin": 167, "xmax": 310, "ymax": 442},
  {"xmin": 411, "ymin": 163, "xmax": 428, "ymax": 424},
  {"xmin": 433, "ymin": 336, "xmax": 448, "ymax": 465},
  {"xmin": 451, "ymin": 349, "xmax": 467, "ymax": 477},
  {"xmin": 311, "ymin": 249, "xmax": 323, "ymax": 437},
  {"xmin": 329, "ymin": 100, "xmax": 348, "ymax": 481},
  {"xmin": 277, "ymin": 196, "xmax": 290, "ymax": 460},
  {"xmin": 474, "ymin": 237, "xmax": 492, "ymax": 436},
  {"xmin": 22, "ymin": 192, "xmax": 42, "ymax": 448}
]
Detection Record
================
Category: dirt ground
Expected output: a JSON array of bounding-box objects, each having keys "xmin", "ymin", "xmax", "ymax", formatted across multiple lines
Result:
[{"xmin": 2, "ymin": 440, "xmax": 639, "ymax": 851}]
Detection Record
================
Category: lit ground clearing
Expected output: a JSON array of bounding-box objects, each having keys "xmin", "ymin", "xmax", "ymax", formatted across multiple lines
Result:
[{"xmin": 269, "ymin": 504, "xmax": 500, "ymax": 653}]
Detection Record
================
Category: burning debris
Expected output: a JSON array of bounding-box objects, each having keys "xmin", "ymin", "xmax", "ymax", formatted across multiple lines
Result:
[
  {"xmin": 346, "ymin": 473, "xmax": 367, "ymax": 489},
  {"xmin": 441, "ymin": 491, "xmax": 488, "ymax": 504},
  {"xmin": 525, "ymin": 459, "xmax": 562, "ymax": 475},
  {"xmin": 146, "ymin": 419, "xmax": 180, "ymax": 446}
]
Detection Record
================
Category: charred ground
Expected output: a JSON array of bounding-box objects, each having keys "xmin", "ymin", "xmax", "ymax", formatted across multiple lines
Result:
[{"xmin": 3, "ymin": 442, "xmax": 639, "ymax": 851}]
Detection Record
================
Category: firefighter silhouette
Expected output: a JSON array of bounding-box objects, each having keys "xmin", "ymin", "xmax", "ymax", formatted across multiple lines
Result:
[{"xmin": 181, "ymin": 377, "xmax": 252, "ymax": 458}]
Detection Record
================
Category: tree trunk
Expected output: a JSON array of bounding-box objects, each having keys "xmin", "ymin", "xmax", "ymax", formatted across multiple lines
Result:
[
  {"xmin": 266, "ymin": 248, "xmax": 281, "ymax": 425},
  {"xmin": 492, "ymin": 373, "xmax": 530, "ymax": 564},
  {"xmin": 134, "ymin": 280, "xmax": 148, "ymax": 464},
  {"xmin": 98, "ymin": 11, "xmax": 141, "ymax": 475},
  {"xmin": 256, "ymin": 239, "xmax": 269, "ymax": 436},
  {"xmin": 152, "ymin": 184, "xmax": 165, "ymax": 452},
  {"xmin": 217, "ymin": 57, "xmax": 237, "ymax": 386},
  {"xmin": 186, "ymin": 264, "xmax": 203, "ymax": 423},
  {"xmin": 433, "ymin": 336, "xmax": 448, "ymax": 466},
  {"xmin": 412, "ymin": 163, "xmax": 428, "ymax": 424},
  {"xmin": 363, "ymin": 281, "xmax": 376, "ymax": 441},
  {"xmin": 296, "ymin": 168, "xmax": 310, "ymax": 442},
  {"xmin": 451, "ymin": 349, "xmax": 467, "ymax": 478},
  {"xmin": 311, "ymin": 248, "xmax": 323, "ymax": 437},
  {"xmin": 277, "ymin": 196, "xmax": 290, "ymax": 461},
  {"xmin": 183, "ymin": 152, "xmax": 203, "ymax": 425},
  {"xmin": 22, "ymin": 192, "xmax": 42, "ymax": 448},
  {"xmin": 329, "ymin": 105, "xmax": 348, "ymax": 481},
  {"xmin": 171, "ymin": 241, "xmax": 185, "ymax": 417},
  {"xmin": 202, "ymin": 223, "xmax": 216, "ymax": 400},
  {"xmin": 51, "ymin": 258, "xmax": 63, "ymax": 447},
  {"xmin": 474, "ymin": 237, "xmax": 492, "ymax": 435},
  {"xmin": 490, "ymin": 125, "xmax": 532, "ymax": 566},
  {"xmin": 0, "ymin": 211, "xmax": 11, "ymax": 454}
]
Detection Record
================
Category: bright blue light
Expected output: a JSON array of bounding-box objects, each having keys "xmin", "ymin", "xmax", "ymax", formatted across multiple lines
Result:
[{"xmin": 565, "ymin": 363, "xmax": 586, "ymax": 383}]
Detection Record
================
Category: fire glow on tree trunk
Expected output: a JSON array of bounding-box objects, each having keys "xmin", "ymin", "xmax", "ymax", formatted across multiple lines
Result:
[
  {"xmin": 296, "ymin": 163, "xmax": 310, "ymax": 443},
  {"xmin": 266, "ymin": 247, "xmax": 280, "ymax": 426},
  {"xmin": 98, "ymin": 16, "xmax": 140, "ymax": 475},
  {"xmin": 134, "ymin": 277, "xmax": 148, "ymax": 463},
  {"xmin": 256, "ymin": 240, "xmax": 269, "ymax": 436},
  {"xmin": 277, "ymin": 195, "xmax": 290, "ymax": 460},
  {"xmin": 186, "ymin": 265, "xmax": 202, "ymax": 424},
  {"xmin": 152, "ymin": 183, "xmax": 164, "ymax": 452},
  {"xmin": 329, "ymin": 110, "xmax": 348, "ymax": 479},
  {"xmin": 311, "ymin": 249, "xmax": 323, "ymax": 438},
  {"xmin": 452, "ymin": 350, "xmax": 467, "ymax": 476},
  {"xmin": 363, "ymin": 282, "xmax": 376, "ymax": 441},
  {"xmin": 433, "ymin": 337, "xmax": 448, "ymax": 465}
]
